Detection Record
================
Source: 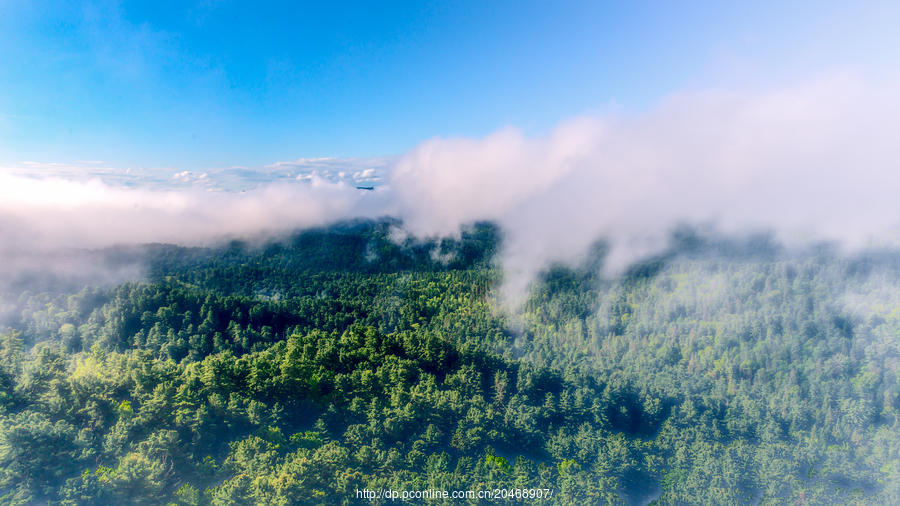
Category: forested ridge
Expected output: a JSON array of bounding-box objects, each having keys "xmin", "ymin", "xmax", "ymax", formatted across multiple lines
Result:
[{"xmin": 1, "ymin": 220, "xmax": 900, "ymax": 505}]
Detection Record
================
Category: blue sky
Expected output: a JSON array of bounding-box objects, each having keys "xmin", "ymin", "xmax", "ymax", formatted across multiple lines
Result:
[{"xmin": 1, "ymin": 0, "xmax": 898, "ymax": 172}]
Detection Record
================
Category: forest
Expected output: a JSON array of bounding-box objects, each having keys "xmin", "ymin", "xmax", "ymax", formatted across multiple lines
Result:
[{"xmin": 1, "ymin": 219, "xmax": 900, "ymax": 505}]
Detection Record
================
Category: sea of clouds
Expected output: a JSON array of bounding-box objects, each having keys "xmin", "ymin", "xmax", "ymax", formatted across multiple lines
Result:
[{"xmin": 2, "ymin": 70, "xmax": 900, "ymax": 300}]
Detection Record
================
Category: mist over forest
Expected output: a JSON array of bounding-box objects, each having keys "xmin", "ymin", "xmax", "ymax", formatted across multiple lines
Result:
[
  {"xmin": 5, "ymin": 0, "xmax": 900, "ymax": 503},
  {"xmin": 3, "ymin": 72, "xmax": 900, "ymax": 505},
  {"xmin": 0, "ymin": 218, "xmax": 899, "ymax": 505},
  {"xmin": 0, "ymin": 72, "xmax": 900, "ymax": 506}
]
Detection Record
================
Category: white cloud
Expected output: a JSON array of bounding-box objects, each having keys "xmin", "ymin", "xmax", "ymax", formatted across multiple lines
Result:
[
  {"xmin": 2, "ymin": 70, "xmax": 900, "ymax": 305},
  {"xmin": 386, "ymin": 70, "xmax": 900, "ymax": 301},
  {"xmin": 0, "ymin": 174, "xmax": 389, "ymax": 249}
]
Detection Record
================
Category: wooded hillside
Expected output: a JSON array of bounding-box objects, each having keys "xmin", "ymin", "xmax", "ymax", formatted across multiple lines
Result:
[{"xmin": 1, "ymin": 221, "xmax": 898, "ymax": 505}]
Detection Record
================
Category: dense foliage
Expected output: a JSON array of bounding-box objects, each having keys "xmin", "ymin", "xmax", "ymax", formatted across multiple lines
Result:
[{"xmin": 1, "ymin": 221, "xmax": 900, "ymax": 505}]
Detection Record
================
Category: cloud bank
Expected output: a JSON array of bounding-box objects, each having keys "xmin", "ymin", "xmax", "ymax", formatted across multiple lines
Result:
[
  {"xmin": 5, "ymin": 156, "xmax": 393, "ymax": 192},
  {"xmin": 0, "ymin": 174, "xmax": 391, "ymax": 249},
  {"xmin": 391, "ymin": 70, "xmax": 900, "ymax": 298},
  {"xmin": 3, "ymin": 70, "xmax": 900, "ymax": 299}
]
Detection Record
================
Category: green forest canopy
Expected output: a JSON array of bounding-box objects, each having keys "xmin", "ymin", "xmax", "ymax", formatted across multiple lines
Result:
[{"xmin": 1, "ymin": 220, "xmax": 900, "ymax": 505}]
